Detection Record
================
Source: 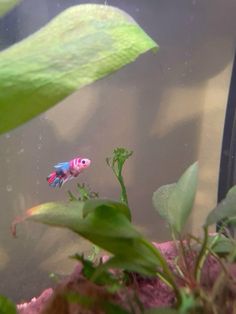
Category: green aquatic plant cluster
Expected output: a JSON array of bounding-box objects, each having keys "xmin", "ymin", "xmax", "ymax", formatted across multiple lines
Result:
[
  {"xmin": 12, "ymin": 147, "xmax": 236, "ymax": 313},
  {"xmin": 68, "ymin": 183, "xmax": 99, "ymax": 202}
]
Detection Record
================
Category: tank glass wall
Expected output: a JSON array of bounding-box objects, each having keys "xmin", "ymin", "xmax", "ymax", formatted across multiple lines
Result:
[{"xmin": 0, "ymin": 0, "xmax": 235, "ymax": 301}]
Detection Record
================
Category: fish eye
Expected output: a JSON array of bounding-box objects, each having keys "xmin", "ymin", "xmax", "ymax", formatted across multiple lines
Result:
[{"xmin": 82, "ymin": 160, "xmax": 86, "ymax": 164}]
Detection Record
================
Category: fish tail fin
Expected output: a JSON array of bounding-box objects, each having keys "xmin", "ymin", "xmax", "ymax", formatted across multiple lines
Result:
[
  {"xmin": 47, "ymin": 172, "xmax": 56, "ymax": 184},
  {"xmin": 46, "ymin": 172, "xmax": 63, "ymax": 188}
]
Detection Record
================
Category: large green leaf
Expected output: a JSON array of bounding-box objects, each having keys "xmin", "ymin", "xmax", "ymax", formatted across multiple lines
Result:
[
  {"xmin": 12, "ymin": 199, "xmax": 161, "ymax": 276},
  {"xmin": 152, "ymin": 183, "xmax": 176, "ymax": 225},
  {"xmin": 153, "ymin": 162, "xmax": 198, "ymax": 233},
  {"xmin": 0, "ymin": 0, "xmax": 20, "ymax": 18},
  {"xmin": 0, "ymin": 295, "xmax": 16, "ymax": 314},
  {"xmin": 0, "ymin": 4, "xmax": 158, "ymax": 134},
  {"xmin": 205, "ymin": 185, "xmax": 236, "ymax": 226},
  {"xmin": 11, "ymin": 201, "xmax": 84, "ymax": 233}
]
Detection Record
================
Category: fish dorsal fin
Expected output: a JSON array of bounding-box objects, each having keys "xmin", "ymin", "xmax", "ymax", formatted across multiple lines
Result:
[{"xmin": 53, "ymin": 162, "xmax": 70, "ymax": 172}]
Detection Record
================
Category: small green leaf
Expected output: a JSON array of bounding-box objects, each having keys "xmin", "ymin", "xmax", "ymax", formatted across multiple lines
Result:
[
  {"xmin": 72, "ymin": 254, "xmax": 122, "ymax": 290},
  {"xmin": 153, "ymin": 162, "xmax": 198, "ymax": 233},
  {"xmin": 67, "ymin": 190, "xmax": 78, "ymax": 202},
  {"xmin": 77, "ymin": 183, "xmax": 99, "ymax": 201},
  {"xmin": 0, "ymin": 295, "xmax": 17, "ymax": 314},
  {"xmin": 87, "ymin": 245, "xmax": 100, "ymax": 262},
  {"xmin": 72, "ymin": 254, "xmax": 97, "ymax": 280},
  {"xmin": 0, "ymin": 4, "xmax": 158, "ymax": 134},
  {"xmin": 0, "ymin": 0, "xmax": 20, "ymax": 18},
  {"xmin": 178, "ymin": 289, "xmax": 197, "ymax": 314},
  {"xmin": 209, "ymin": 234, "xmax": 235, "ymax": 256},
  {"xmin": 205, "ymin": 186, "xmax": 236, "ymax": 226}
]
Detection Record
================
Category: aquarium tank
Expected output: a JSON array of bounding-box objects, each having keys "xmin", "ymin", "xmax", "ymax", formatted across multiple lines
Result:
[{"xmin": 0, "ymin": 0, "xmax": 236, "ymax": 312}]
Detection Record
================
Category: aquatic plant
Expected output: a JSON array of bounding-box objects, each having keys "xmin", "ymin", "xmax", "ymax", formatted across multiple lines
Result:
[
  {"xmin": 0, "ymin": 0, "xmax": 21, "ymax": 18},
  {"xmin": 0, "ymin": 3, "xmax": 158, "ymax": 311},
  {"xmin": 1, "ymin": 2, "xmax": 235, "ymax": 313},
  {"xmin": 106, "ymin": 147, "xmax": 133, "ymax": 206},
  {"xmin": 0, "ymin": 3, "xmax": 158, "ymax": 134},
  {"xmin": 68, "ymin": 183, "xmax": 99, "ymax": 202},
  {"xmin": 0, "ymin": 294, "xmax": 17, "ymax": 314},
  {"xmin": 12, "ymin": 148, "xmax": 236, "ymax": 313}
]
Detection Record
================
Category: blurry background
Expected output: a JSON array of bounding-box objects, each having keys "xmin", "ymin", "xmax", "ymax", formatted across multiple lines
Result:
[{"xmin": 0, "ymin": 0, "xmax": 236, "ymax": 302}]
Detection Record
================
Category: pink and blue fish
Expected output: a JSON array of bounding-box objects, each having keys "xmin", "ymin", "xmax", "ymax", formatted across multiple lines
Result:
[{"xmin": 47, "ymin": 157, "xmax": 91, "ymax": 188}]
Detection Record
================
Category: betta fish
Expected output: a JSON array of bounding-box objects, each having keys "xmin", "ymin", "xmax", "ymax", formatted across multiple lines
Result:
[{"xmin": 47, "ymin": 157, "xmax": 91, "ymax": 188}]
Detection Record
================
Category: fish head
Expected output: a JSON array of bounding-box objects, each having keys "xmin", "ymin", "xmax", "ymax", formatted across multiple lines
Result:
[
  {"xmin": 71, "ymin": 157, "xmax": 91, "ymax": 171},
  {"xmin": 79, "ymin": 158, "xmax": 91, "ymax": 169}
]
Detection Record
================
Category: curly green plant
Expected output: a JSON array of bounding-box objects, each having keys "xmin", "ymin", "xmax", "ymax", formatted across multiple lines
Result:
[
  {"xmin": 68, "ymin": 183, "xmax": 99, "ymax": 202},
  {"xmin": 106, "ymin": 147, "xmax": 133, "ymax": 206}
]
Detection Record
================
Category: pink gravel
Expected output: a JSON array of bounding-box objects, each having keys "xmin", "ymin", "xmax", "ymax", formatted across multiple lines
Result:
[{"xmin": 16, "ymin": 241, "xmax": 223, "ymax": 313}]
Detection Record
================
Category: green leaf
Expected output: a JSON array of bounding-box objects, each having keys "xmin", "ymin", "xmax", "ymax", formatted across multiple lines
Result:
[
  {"xmin": 76, "ymin": 183, "xmax": 99, "ymax": 202},
  {"xmin": 96, "ymin": 254, "xmax": 159, "ymax": 277},
  {"xmin": 11, "ymin": 201, "xmax": 84, "ymax": 235},
  {"xmin": 178, "ymin": 289, "xmax": 197, "ymax": 314},
  {"xmin": 0, "ymin": 0, "xmax": 20, "ymax": 18},
  {"xmin": 0, "ymin": 4, "xmax": 158, "ymax": 134},
  {"xmin": 152, "ymin": 183, "xmax": 176, "ymax": 224},
  {"xmin": 67, "ymin": 190, "xmax": 78, "ymax": 202},
  {"xmin": 87, "ymin": 244, "xmax": 100, "ymax": 262},
  {"xmin": 12, "ymin": 199, "xmax": 161, "ymax": 276},
  {"xmin": 12, "ymin": 200, "xmax": 133, "ymax": 240},
  {"xmin": 72, "ymin": 254, "xmax": 123, "ymax": 292},
  {"xmin": 153, "ymin": 162, "xmax": 198, "ymax": 233},
  {"xmin": 83, "ymin": 199, "xmax": 131, "ymax": 221},
  {"xmin": 0, "ymin": 295, "xmax": 17, "ymax": 314},
  {"xmin": 205, "ymin": 186, "xmax": 236, "ymax": 226},
  {"xmin": 209, "ymin": 234, "xmax": 235, "ymax": 256}
]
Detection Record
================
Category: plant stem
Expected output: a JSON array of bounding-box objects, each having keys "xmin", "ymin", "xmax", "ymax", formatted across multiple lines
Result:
[
  {"xmin": 117, "ymin": 169, "xmax": 129, "ymax": 206},
  {"xmin": 194, "ymin": 226, "xmax": 209, "ymax": 283},
  {"xmin": 190, "ymin": 234, "xmax": 229, "ymax": 277},
  {"xmin": 106, "ymin": 148, "xmax": 132, "ymax": 207},
  {"xmin": 140, "ymin": 238, "xmax": 182, "ymax": 304},
  {"xmin": 178, "ymin": 237, "xmax": 196, "ymax": 288},
  {"xmin": 211, "ymin": 245, "xmax": 236, "ymax": 303}
]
